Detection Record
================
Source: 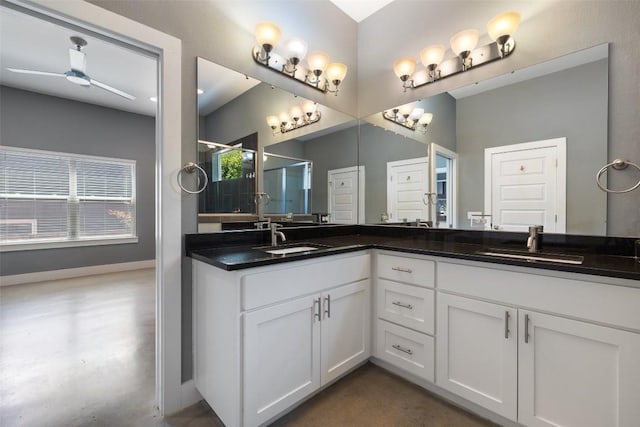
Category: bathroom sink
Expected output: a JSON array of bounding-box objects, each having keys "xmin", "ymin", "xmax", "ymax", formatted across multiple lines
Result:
[
  {"xmin": 476, "ymin": 248, "xmax": 584, "ymax": 265},
  {"xmin": 257, "ymin": 243, "xmax": 329, "ymax": 255}
]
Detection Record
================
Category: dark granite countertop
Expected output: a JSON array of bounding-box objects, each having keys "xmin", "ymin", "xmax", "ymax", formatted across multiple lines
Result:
[{"xmin": 186, "ymin": 225, "xmax": 640, "ymax": 282}]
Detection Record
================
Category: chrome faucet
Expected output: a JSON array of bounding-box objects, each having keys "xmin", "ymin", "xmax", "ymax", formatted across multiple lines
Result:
[
  {"xmin": 270, "ymin": 223, "xmax": 286, "ymax": 247},
  {"xmin": 527, "ymin": 225, "xmax": 544, "ymax": 253}
]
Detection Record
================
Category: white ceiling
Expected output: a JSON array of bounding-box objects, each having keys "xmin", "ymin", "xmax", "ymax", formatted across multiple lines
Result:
[
  {"xmin": 0, "ymin": 6, "xmax": 158, "ymax": 116},
  {"xmin": 329, "ymin": 0, "xmax": 394, "ymax": 22}
]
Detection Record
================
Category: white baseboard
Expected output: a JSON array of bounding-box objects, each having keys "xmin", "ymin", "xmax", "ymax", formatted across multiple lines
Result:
[
  {"xmin": 180, "ymin": 379, "xmax": 203, "ymax": 409},
  {"xmin": 0, "ymin": 259, "xmax": 156, "ymax": 287}
]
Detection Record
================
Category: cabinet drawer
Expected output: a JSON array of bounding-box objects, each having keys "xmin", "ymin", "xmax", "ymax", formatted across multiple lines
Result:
[
  {"xmin": 376, "ymin": 253, "xmax": 435, "ymax": 288},
  {"xmin": 375, "ymin": 319, "xmax": 434, "ymax": 382},
  {"xmin": 242, "ymin": 253, "xmax": 370, "ymax": 310},
  {"xmin": 377, "ymin": 279, "xmax": 434, "ymax": 334}
]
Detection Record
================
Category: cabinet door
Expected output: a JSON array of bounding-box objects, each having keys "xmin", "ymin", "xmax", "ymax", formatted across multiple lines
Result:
[
  {"xmin": 519, "ymin": 310, "xmax": 640, "ymax": 427},
  {"xmin": 436, "ymin": 293, "xmax": 517, "ymax": 421},
  {"xmin": 321, "ymin": 279, "xmax": 370, "ymax": 385},
  {"xmin": 244, "ymin": 294, "xmax": 321, "ymax": 427}
]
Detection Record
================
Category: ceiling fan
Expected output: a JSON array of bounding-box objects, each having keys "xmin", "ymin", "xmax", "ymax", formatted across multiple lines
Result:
[{"xmin": 7, "ymin": 36, "xmax": 136, "ymax": 100}]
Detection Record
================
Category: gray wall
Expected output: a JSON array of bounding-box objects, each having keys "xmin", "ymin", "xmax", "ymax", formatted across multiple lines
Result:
[
  {"xmin": 0, "ymin": 86, "xmax": 155, "ymax": 276},
  {"xmin": 456, "ymin": 59, "xmax": 608, "ymax": 234}
]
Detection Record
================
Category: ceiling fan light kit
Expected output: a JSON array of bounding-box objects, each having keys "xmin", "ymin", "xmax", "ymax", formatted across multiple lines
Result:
[{"xmin": 6, "ymin": 36, "xmax": 136, "ymax": 100}]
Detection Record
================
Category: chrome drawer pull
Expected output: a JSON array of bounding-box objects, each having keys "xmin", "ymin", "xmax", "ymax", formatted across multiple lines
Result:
[
  {"xmin": 524, "ymin": 314, "xmax": 530, "ymax": 343},
  {"xmin": 504, "ymin": 311, "xmax": 510, "ymax": 339},
  {"xmin": 391, "ymin": 267, "xmax": 413, "ymax": 273},
  {"xmin": 314, "ymin": 297, "xmax": 321, "ymax": 322},
  {"xmin": 392, "ymin": 301, "xmax": 413, "ymax": 310},
  {"xmin": 392, "ymin": 344, "xmax": 413, "ymax": 355}
]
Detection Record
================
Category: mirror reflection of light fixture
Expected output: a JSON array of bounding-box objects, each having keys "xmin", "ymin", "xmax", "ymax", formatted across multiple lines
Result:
[
  {"xmin": 393, "ymin": 11, "xmax": 520, "ymax": 91},
  {"xmin": 252, "ymin": 21, "xmax": 347, "ymax": 95},
  {"xmin": 266, "ymin": 102, "xmax": 321, "ymax": 135},
  {"xmin": 383, "ymin": 103, "xmax": 433, "ymax": 133}
]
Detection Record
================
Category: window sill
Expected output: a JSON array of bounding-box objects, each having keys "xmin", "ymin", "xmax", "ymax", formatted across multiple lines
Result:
[{"xmin": 0, "ymin": 236, "xmax": 139, "ymax": 252}]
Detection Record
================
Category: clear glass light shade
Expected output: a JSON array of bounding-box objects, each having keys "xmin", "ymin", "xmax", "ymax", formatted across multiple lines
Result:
[
  {"xmin": 266, "ymin": 115, "xmax": 280, "ymax": 127},
  {"xmin": 487, "ymin": 11, "xmax": 520, "ymax": 42},
  {"xmin": 255, "ymin": 22, "xmax": 281, "ymax": 48},
  {"xmin": 302, "ymin": 101, "xmax": 316, "ymax": 115},
  {"xmin": 450, "ymin": 29, "xmax": 480, "ymax": 56},
  {"xmin": 284, "ymin": 37, "xmax": 308, "ymax": 60},
  {"xmin": 420, "ymin": 45, "xmax": 446, "ymax": 67},
  {"xmin": 418, "ymin": 112, "xmax": 433, "ymax": 125},
  {"xmin": 399, "ymin": 104, "xmax": 413, "ymax": 117},
  {"xmin": 307, "ymin": 51, "xmax": 330, "ymax": 73},
  {"xmin": 410, "ymin": 108, "xmax": 424, "ymax": 120},
  {"xmin": 289, "ymin": 106, "xmax": 303, "ymax": 120},
  {"xmin": 393, "ymin": 57, "xmax": 416, "ymax": 78},
  {"xmin": 326, "ymin": 63, "xmax": 348, "ymax": 81}
]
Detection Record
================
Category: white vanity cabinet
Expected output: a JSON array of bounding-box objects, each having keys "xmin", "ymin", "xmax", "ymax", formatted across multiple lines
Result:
[
  {"xmin": 373, "ymin": 252, "xmax": 436, "ymax": 381},
  {"xmin": 193, "ymin": 252, "xmax": 370, "ymax": 427},
  {"xmin": 436, "ymin": 261, "xmax": 640, "ymax": 427}
]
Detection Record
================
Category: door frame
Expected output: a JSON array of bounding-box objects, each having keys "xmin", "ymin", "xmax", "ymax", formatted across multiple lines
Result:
[
  {"xmin": 386, "ymin": 157, "xmax": 429, "ymax": 222},
  {"xmin": 484, "ymin": 138, "xmax": 566, "ymax": 232},
  {"xmin": 10, "ymin": 0, "xmax": 184, "ymax": 415},
  {"xmin": 327, "ymin": 166, "xmax": 365, "ymax": 224}
]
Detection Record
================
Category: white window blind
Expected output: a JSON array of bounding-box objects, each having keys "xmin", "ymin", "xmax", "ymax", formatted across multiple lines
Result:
[{"xmin": 0, "ymin": 146, "xmax": 136, "ymax": 246}]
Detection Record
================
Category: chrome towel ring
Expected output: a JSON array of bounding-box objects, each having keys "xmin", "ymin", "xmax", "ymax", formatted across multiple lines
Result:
[
  {"xmin": 177, "ymin": 162, "xmax": 208, "ymax": 194},
  {"xmin": 596, "ymin": 159, "xmax": 640, "ymax": 193}
]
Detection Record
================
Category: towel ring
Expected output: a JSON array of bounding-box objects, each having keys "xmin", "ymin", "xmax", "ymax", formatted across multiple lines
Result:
[
  {"xmin": 596, "ymin": 159, "xmax": 640, "ymax": 193},
  {"xmin": 177, "ymin": 162, "xmax": 208, "ymax": 194}
]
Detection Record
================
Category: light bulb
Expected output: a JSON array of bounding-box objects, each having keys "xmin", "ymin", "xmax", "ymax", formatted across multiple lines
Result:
[
  {"xmin": 307, "ymin": 51, "xmax": 330, "ymax": 73},
  {"xmin": 418, "ymin": 113, "xmax": 433, "ymax": 125},
  {"xmin": 326, "ymin": 63, "xmax": 348, "ymax": 82},
  {"xmin": 450, "ymin": 29, "xmax": 479, "ymax": 57},
  {"xmin": 399, "ymin": 104, "xmax": 413, "ymax": 117},
  {"xmin": 393, "ymin": 57, "xmax": 416, "ymax": 79},
  {"xmin": 420, "ymin": 44, "xmax": 446, "ymax": 68},
  {"xmin": 266, "ymin": 115, "xmax": 279, "ymax": 128},
  {"xmin": 279, "ymin": 112, "xmax": 290, "ymax": 125},
  {"xmin": 410, "ymin": 108, "xmax": 424, "ymax": 120},
  {"xmin": 302, "ymin": 101, "xmax": 317, "ymax": 115},
  {"xmin": 255, "ymin": 22, "xmax": 281, "ymax": 50},
  {"xmin": 289, "ymin": 106, "xmax": 302, "ymax": 122},
  {"xmin": 284, "ymin": 37, "xmax": 308, "ymax": 63},
  {"xmin": 487, "ymin": 11, "xmax": 520, "ymax": 44}
]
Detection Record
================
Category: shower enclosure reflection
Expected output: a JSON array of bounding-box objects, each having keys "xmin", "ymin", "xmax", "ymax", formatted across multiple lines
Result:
[{"xmin": 263, "ymin": 153, "xmax": 312, "ymax": 215}]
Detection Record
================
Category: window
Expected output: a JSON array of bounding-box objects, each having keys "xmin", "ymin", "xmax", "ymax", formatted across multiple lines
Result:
[{"xmin": 0, "ymin": 146, "xmax": 136, "ymax": 249}]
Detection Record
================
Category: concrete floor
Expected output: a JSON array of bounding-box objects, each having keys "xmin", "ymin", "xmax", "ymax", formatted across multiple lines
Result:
[{"xmin": 1, "ymin": 269, "xmax": 495, "ymax": 427}]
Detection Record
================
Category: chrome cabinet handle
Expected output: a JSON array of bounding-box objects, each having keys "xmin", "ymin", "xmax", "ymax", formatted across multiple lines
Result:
[
  {"xmin": 504, "ymin": 311, "xmax": 510, "ymax": 339},
  {"xmin": 391, "ymin": 267, "xmax": 413, "ymax": 273},
  {"xmin": 392, "ymin": 344, "xmax": 413, "ymax": 355},
  {"xmin": 392, "ymin": 301, "xmax": 413, "ymax": 310},
  {"xmin": 324, "ymin": 294, "xmax": 331, "ymax": 319},
  {"xmin": 314, "ymin": 297, "xmax": 321, "ymax": 322},
  {"xmin": 524, "ymin": 314, "xmax": 530, "ymax": 343}
]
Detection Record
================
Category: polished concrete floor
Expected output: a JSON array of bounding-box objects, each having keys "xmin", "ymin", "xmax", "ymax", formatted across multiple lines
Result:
[{"xmin": 1, "ymin": 269, "xmax": 495, "ymax": 427}]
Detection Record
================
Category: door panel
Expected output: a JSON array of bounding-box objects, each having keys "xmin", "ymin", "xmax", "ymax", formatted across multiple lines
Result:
[
  {"xmin": 244, "ymin": 295, "xmax": 320, "ymax": 426},
  {"xmin": 519, "ymin": 310, "xmax": 640, "ymax": 427},
  {"xmin": 328, "ymin": 168, "xmax": 362, "ymax": 224},
  {"xmin": 436, "ymin": 293, "xmax": 518, "ymax": 421},
  {"xmin": 387, "ymin": 158, "xmax": 429, "ymax": 222}
]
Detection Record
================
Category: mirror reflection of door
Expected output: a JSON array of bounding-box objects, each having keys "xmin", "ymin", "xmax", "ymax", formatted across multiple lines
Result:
[
  {"xmin": 484, "ymin": 138, "xmax": 567, "ymax": 232},
  {"xmin": 430, "ymin": 143, "xmax": 458, "ymax": 229},
  {"xmin": 387, "ymin": 157, "xmax": 429, "ymax": 223},
  {"xmin": 328, "ymin": 166, "xmax": 364, "ymax": 224}
]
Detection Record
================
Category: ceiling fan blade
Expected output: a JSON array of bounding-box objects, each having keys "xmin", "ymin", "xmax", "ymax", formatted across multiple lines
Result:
[
  {"xmin": 90, "ymin": 79, "xmax": 136, "ymax": 100},
  {"xmin": 7, "ymin": 68, "xmax": 65, "ymax": 77}
]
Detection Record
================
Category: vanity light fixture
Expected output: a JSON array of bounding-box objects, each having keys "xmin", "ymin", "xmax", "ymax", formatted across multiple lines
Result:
[
  {"xmin": 253, "ymin": 21, "xmax": 347, "ymax": 95},
  {"xmin": 393, "ymin": 11, "xmax": 520, "ymax": 91},
  {"xmin": 382, "ymin": 103, "xmax": 433, "ymax": 133},
  {"xmin": 266, "ymin": 101, "xmax": 321, "ymax": 135}
]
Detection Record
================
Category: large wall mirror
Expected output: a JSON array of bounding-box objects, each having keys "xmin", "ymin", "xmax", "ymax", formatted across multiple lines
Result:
[
  {"xmin": 197, "ymin": 57, "xmax": 358, "ymax": 229},
  {"xmin": 361, "ymin": 43, "xmax": 609, "ymax": 236}
]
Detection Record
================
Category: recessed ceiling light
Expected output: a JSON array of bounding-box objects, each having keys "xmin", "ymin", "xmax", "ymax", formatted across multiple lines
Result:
[
  {"xmin": 149, "ymin": 96, "xmax": 157, "ymax": 102},
  {"xmin": 197, "ymin": 88, "xmax": 204, "ymax": 95}
]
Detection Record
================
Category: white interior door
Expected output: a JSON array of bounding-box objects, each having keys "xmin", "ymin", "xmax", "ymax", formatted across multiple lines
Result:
[
  {"xmin": 484, "ymin": 138, "xmax": 566, "ymax": 232},
  {"xmin": 387, "ymin": 157, "xmax": 429, "ymax": 222},
  {"xmin": 328, "ymin": 166, "xmax": 364, "ymax": 224}
]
